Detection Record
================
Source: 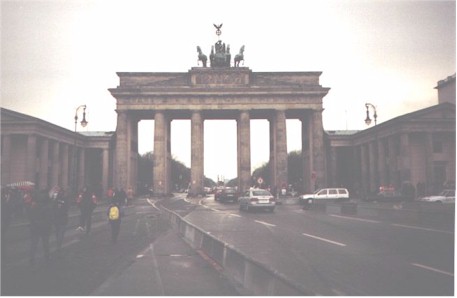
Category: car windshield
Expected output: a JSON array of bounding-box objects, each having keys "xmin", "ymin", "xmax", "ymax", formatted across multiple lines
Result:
[
  {"xmin": 252, "ymin": 190, "xmax": 271, "ymax": 196},
  {"xmin": 440, "ymin": 190, "xmax": 455, "ymax": 196}
]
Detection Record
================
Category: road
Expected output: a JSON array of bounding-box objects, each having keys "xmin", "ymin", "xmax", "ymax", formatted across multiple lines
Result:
[{"xmin": 176, "ymin": 194, "xmax": 454, "ymax": 295}]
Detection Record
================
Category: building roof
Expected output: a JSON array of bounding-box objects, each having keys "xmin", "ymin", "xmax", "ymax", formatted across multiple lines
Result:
[
  {"xmin": 325, "ymin": 130, "xmax": 359, "ymax": 136},
  {"xmin": 435, "ymin": 73, "xmax": 456, "ymax": 89},
  {"xmin": 80, "ymin": 131, "xmax": 115, "ymax": 137}
]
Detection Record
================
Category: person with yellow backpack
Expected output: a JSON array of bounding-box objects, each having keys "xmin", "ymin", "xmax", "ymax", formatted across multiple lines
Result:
[{"xmin": 107, "ymin": 196, "xmax": 122, "ymax": 244}]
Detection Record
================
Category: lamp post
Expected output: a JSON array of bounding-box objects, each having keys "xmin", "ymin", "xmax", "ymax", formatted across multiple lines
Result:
[
  {"xmin": 72, "ymin": 105, "xmax": 88, "ymax": 195},
  {"xmin": 364, "ymin": 103, "xmax": 380, "ymax": 195},
  {"xmin": 364, "ymin": 103, "xmax": 377, "ymax": 126}
]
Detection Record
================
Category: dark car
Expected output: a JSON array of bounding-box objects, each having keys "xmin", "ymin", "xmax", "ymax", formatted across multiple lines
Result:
[
  {"xmin": 364, "ymin": 186, "xmax": 405, "ymax": 202},
  {"xmin": 214, "ymin": 187, "xmax": 239, "ymax": 203}
]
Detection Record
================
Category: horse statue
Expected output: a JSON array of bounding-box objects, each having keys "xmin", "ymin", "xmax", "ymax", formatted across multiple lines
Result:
[
  {"xmin": 234, "ymin": 45, "xmax": 245, "ymax": 67},
  {"xmin": 197, "ymin": 46, "xmax": 207, "ymax": 67}
]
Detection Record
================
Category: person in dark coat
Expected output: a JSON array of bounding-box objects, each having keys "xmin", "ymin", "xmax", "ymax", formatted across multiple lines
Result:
[
  {"xmin": 76, "ymin": 187, "xmax": 97, "ymax": 234},
  {"xmin": 53, "ymin": 187, "xmax": 69, "ymax": 251},
  {"xmin": 2, "ymin": 188, "xmax": 14, "ymax": 259},
  {"xmin": 29, "ymin": 189, "xmax": 53, "ymax": 265},
  {"xmin": 115, "ymin": 188, "xmax": 127, "ymax": 206}
]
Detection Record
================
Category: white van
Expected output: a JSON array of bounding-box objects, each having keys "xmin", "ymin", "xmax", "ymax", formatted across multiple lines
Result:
[{"xmin": 299, "ymin": 188, "xmax": 349, "ymax": 204}]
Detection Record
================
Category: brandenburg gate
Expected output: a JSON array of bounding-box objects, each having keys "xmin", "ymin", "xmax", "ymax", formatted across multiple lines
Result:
[{"xmin": 109, "ymin": 29, "xmax": 330, "ymax": 196}]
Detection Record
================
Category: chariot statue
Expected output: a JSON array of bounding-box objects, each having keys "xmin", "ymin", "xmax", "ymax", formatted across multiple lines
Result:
[
  {"xmin": 210, "ymin": 40, "xmax": 231, "ymax": 67},
  {"xmin": 196, "ymin": 24, "xmax": 245, "ymax": 68}
]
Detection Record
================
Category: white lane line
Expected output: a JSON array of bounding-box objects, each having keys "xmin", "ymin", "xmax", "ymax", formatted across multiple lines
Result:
[
  {"xmin": 302, "ymin": 232, "xmax": 347, "ymax": 247},
  {"xmin": 254, "ymin": 220, "xmax": 276, "ymax": 227},
  {"xmin": 391, "ymin": 223, "xmax": 453, "ymax": 234},
  {"xmin": 229, "ymin": 213, "xmax": 241, "ymax": 217},
  {"xmin": 411, "ymin": 263, "xmax": 454, "ymax": 277},
  {"xmin": 330, "ymin": 214, "xmax": 380, "ymax": 223}
]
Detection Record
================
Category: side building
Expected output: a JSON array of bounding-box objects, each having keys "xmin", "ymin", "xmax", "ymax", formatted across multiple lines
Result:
[
  {"xmin": 327, "ymin": 74, "xmax": 456, "ymax": 198},
  {"xmin": 0, "ymin": 108, "xmax": 114, "ymax": 197},
  {"xmin": 326, "ymin": 102, "xmax": 456, "ymax": 198}
]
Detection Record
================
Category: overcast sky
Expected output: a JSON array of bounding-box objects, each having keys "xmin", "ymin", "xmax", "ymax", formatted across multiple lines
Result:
[{"xmin": 2, "ymin": 0, "xmax": 455, "ymax": 182}]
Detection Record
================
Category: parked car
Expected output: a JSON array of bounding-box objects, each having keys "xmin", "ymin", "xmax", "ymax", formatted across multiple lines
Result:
[
  {"xmin": 364, "ymin": 186, "xmax": 405, "ymax": 202},
  {"xmin": 299, "ymin": 188, "xmax": 349, "ymax": 205},
  {"xmin": 417, "ymin": 189, "xmax": 455, "ymax": 203},
  {"xmin": 238, "ymin": 188, "xmax": 276, "ymax": 212},
  {"xmin": 215, "ymin": 187, "xmax": 239, "ymax": 203}
]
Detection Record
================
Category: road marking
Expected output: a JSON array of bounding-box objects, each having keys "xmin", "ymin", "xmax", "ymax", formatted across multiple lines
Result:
[
  {"xmin": 411, "ymin": 263, "xmax": 454, "ymax": 277},
  {"xmin": 302, "ymin": 233, "xmax": 346, "ymax": 247},
  {"xmin": 330, "ymin": 214, "xmax": 380, "ymax": 223},
  {"xmin": 146, "ymin": 198, "xmax": 160, "ymax": 210},
  {"xmin": 254, "ymin": 220, "xmax": 276, "ymax": 227},
  {"xmin": 391, "ymin": 223, "xmax": 453, "ymax": 234},
  {"xmin": 229, "ymin": 213, "xmax": 241, "ymax": 217}
]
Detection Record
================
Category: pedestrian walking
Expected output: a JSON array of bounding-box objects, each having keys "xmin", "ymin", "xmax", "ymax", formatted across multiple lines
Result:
[
  {"xmin": 127, "ymin": 186, "xmax": 134, "ymax": 206},
  {"xmin": 29, "ymin": 189, "xmax": 53, "ymax": 266},
  {"xmin": 52, "ymin": 187, "xmax": 69, "ymax": 251},
  {"xmin": 76, "ymin": 186, "xmax": 97, "ymax": 234},
  {"xmin": 2, "ymin": 188, "xmax": 14, "ymax": 259},
  {"xmin": 107, "ymin": 197, "xmax": 122, "ymax": 244},
  {"xmin": 115, "ymin": 187, "xmax": 127, "ymax": 206}
]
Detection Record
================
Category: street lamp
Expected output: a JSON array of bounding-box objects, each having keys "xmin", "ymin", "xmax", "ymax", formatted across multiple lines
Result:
[
  {"xmin": 364, "ymin": 103, "xmax": 377, "ymax": 126},
  {"xmin": 72, "ymin": 105, "xmax": 88, "ymax": 194},
  {"xmin": 75, "ymin": 105, "xmax": 88, "ymax": 131}
]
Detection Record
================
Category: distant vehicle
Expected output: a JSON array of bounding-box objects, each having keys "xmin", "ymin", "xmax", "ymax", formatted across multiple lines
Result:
[
  {"xmin": 238, "ymin": 189, "xmax": 275, "ymax": 212},
  {"xmin": 364, "ymin": 186, "xmax": 405, "ymax": 202},
  {"xmin": 214, "ymin": 187, "xmax": 239, "ymax": 203},
  {"xmin": 299, "ymin": 188, "xmax": 349, "ymax": 205},
  {"xmin": 417, "ymin": 189, "xmax": 455, "ymax": 204}
]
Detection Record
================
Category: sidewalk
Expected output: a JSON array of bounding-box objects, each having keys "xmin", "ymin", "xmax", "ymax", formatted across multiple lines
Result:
[{"xmin": 91, "ymin": 227, "xmax": 240, "ymax": 295}]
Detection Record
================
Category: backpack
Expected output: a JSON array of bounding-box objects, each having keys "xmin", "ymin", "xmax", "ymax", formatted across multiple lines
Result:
[{"xmin": 108, "ymin": 205, "xmax": 120, "ymax": 221}]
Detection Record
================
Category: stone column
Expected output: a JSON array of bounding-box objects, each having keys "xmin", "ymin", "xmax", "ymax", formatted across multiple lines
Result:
[
  {"xmin": 237, "ymin": 110, "xmax": 251, "ymax": 193},
  {"xmin": 270, "ymin": 110, "xmax": 288, "ymax": 193},
  {"xmin": 51, "ymin": 141, "xmax": 60, "ymax": 188},
  {"xmin": 368, "ymin": 141, "xmax": 377, "ymax": 193},
  {"xmin": 329, "ymin": 146, "xmax": 337, "ymax": 187},
  {"xmin": 301, "ymin": 113, "xmax": 312, "ymax": 192},
  {"xmin": 153, "ymin": 111, "xmax": 170, "ymax": 196},
  {"xmin": 129, "ymin": 118, "xmax": 139, "ymax": 193},
  {"xmin": 39, "ymin": 138, "xmax": 49, "ymax": 190},
  {"xmin": 2, "ymin": 135, "xmax": 12, "ymax": 185},
  {"xmin": 400, "ymin": 133, "xmax": 411, "ymax": 181},
  {"xmin": 115, "ymin": 110, "xmax": 129, "ymax": 189},
  {"xmin": 378, "ymin": 138, "xmax": 386, "ymax": 187},
  {"xmin": 190, "ymin": 111, "xmax": 204, "ymax": 196},
  {"xmin": 102, "ymin": 148, "xmax": 109, "ymax": 197},
  {"xmin": 360, "ymin": 144, "xmax": 368, "ymax": 195},
  {"xmin": 311, "ymin": 109, "xmax": 326, "ymax": 189},
  {"xmin": 78, "ymin": 149, "xmax": 85, "ymax": 190},
  {"xmin": 387, "ymin": 136, "xmax": 397, "ymax": 188},
  {"xmin": 424, "ymin": 133, "xmax": 434, "ymax": 193},
  {"xmin": 61, "ymin": 144, "xmax": 69, "ymax": 190},
  {"xmin": 26, "ymin": 135, "xmax": 37, "ymax": 183}
]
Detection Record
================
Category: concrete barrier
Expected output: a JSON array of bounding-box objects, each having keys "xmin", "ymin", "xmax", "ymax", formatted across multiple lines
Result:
[{"xmin": 159, "ymin": 204, "xmax": 314, "ymax": 295}]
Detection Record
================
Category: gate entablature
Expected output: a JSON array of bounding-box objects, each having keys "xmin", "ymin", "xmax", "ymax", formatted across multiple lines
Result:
[{"xmin": 109, "ymin": 68, "xmax": 329, "ymax": 113}]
